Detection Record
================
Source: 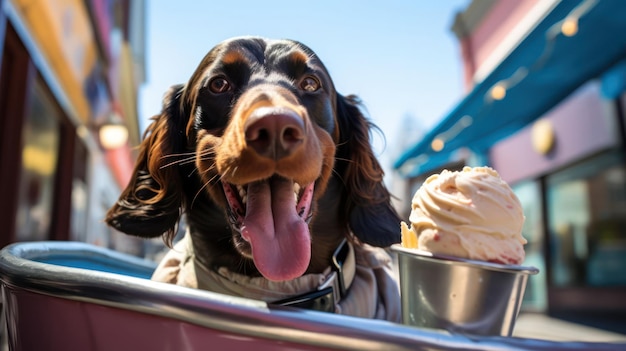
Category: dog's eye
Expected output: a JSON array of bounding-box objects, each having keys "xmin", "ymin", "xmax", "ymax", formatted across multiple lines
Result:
[
  {"xmin": 209, "ymin": 77, "xmax": 231, "ymax": 94},
  {"xmin": 299, "ymin": 76, "xmax": 320, "ymax": 92}
]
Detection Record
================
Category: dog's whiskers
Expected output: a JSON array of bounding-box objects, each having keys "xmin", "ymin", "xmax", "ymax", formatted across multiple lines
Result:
[
  {"xmin": 333, "ymin": 156, "xmax": 356, "ymax": 165},
  {"xmin": 190, "ymin": 172, "xmax": 221, "ymax": 208},
  {"xmin": 200, "ymin": 163, "xmax": 218, "ymax": 176},
  {"xmin": 331, "ymin": 168, "xmax": 347, "ymax": 186},
  {"xmin": 229, "ymin": 166, "xmax": 239, "ymax": 179},
  {"xmin": 161, "ymin": 148, "xmax": 217, "ymax": 169},
  {"xmin": 186, "ymin": 167, "xmax": 198, "ymax": 178},
  {"xmin": 233, "ymin": 251, "xmax": 249, "ymax": 276},
  {"xmin": 335, "ymin": 139, "xmax": 350, "ymax": 148},
  {"xmin": 206, "ymin": 172, "xmax": 220, "ymax": 184},
  {"xmin": 161, "ymin": 151, "xmax": 197, "ymax": 158},
  {"xmin": 160, "ymin": 154, "xmax": 196, "ymax": 169},
  {"xmin": 195, "ymin": 149, "xmax": 217, "ymax": 165},
  {"xmin": 191, "ymin": 180, "xmax": 211, "ymax": 209},
  {"xmin": 197, "ymin": 148, "xmax": 216, "ymax": 157}
]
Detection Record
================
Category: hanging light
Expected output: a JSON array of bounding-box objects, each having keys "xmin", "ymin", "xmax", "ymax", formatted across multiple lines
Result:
[
  {"xmin": 431, "ymin": 138, "xmax": 444, "ymax": 152},
  {"xmin": 99, "ymin": 111, "xmax": 129, "ymax": 150},
  {"xmin": 490, "ymin": 83, "xmax": 507, "ymax": 100},
  {"xmin": 561, "ymin": 17, "xmax": 578, "ymax": 36},
  {"xmin": 561, "ymin": 0, "xmax": 598, "ymax": 37}
]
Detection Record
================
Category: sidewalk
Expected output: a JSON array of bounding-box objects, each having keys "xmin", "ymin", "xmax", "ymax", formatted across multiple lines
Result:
[{"xmin": 513, "ymin": 313, "xmax": 626, "ymax": 342}]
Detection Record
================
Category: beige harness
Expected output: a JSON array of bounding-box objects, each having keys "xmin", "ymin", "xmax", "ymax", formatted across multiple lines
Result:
[{"xmin": 152, "ymin": 232, "xmax": 401, "ymax": 322}]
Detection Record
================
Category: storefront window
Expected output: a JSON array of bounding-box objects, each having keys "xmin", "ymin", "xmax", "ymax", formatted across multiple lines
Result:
[
  {"xmin": 14, "ymin": 81, "xmax": 60, "ymax": 241},
  {"xmin": 546, "ymin": 151, "xmax": 626, "ymax": 287},
  {"xmin": 513, "ymin": 180, "xmax": 547, "ymax": 311}
]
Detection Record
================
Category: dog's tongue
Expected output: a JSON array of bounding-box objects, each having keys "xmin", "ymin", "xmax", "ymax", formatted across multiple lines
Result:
[{"xmin": 241, "ymin": 177, "xmax": 311, "ymax": 281}]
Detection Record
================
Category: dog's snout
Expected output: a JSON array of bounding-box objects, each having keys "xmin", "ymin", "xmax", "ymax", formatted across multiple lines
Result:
[{"xmin": 244, "ymin": 108, "xmax": 304, "ymax": 159}]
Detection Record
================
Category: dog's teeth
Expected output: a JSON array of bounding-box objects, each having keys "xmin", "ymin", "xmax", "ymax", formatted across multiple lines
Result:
[
  {"xmin": 234, "ymin": 185, "xmax": 247, "ymax": 205},
  {"xmin": 293, "ymin": 183, "xmax": 301, "ymax": 202}
]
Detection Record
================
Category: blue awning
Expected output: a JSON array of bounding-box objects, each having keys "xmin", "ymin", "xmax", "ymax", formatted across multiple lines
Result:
[{"xmin": 394, "ymin": 0, "xmax": 626, "ymax": 176}]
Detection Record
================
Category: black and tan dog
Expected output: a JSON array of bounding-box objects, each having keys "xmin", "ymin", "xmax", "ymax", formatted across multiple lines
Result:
[{"xmin": 106, "ymin": 37, "xmax": 401, "ymax": 321}]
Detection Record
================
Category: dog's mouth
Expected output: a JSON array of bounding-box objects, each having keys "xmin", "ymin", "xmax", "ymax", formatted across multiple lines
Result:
[{"xmin": 221, "ymin": 175, "xmax": 314, "ymax": 281}]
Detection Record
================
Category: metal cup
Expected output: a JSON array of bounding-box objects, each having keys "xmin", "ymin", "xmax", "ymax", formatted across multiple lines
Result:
[{"xmin": 391, "ymin": 244, "xmax": 539, "ymax": 336}]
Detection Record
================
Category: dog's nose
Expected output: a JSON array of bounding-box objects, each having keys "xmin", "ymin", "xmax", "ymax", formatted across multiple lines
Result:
[{"xmin": 244, "ymin": 107, "xmax": 305, "ymax": 159}]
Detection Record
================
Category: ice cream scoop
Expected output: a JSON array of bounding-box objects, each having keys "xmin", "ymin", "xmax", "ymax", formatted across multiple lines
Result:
[{"xmin": 401, "ymin": 166, "xmax": 527, "ymax": 265}]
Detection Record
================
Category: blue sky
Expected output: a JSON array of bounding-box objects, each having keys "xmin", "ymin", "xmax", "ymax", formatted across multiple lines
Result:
[{"xmin": 139, "ymin": 1, "xmax": 470, "ymax": 177}]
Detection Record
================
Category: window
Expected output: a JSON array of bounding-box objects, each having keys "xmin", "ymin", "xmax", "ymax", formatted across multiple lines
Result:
[
  {"xmin": 546, "ymin": 151, "xmax": 626, "ymax": 287},
  {"xmin": 15, "ymin": 80, "xmax": 61, "ymax": 241}
]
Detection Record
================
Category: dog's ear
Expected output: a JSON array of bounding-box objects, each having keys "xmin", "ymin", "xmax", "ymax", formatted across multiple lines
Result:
[
  {"xmin": 335, "ymin": 94, "xmax": 401, "ymax": 247},
  {"xmin": 106, "ymin": 85, "xmax": 188, "ymax": 242}
]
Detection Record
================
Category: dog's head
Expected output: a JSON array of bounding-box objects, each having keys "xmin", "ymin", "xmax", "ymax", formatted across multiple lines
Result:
[{"xmin": 106, "ymin": 37, "xmax": 400, "ymax": 281}]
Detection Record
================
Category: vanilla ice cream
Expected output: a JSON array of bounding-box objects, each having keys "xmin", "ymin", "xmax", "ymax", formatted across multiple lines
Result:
[{"xmin": 400, "ymin": 166, "xmax": 527, "ymax": 265}]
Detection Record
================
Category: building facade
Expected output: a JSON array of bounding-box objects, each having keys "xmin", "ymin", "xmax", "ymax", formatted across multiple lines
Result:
[
  {"xmin": 394, "ymin": 0, "xmax": 626, "ymax": 326},
  {"xmin": 0, "ymin": 0, "xmax": 146, "ymax": 255}
]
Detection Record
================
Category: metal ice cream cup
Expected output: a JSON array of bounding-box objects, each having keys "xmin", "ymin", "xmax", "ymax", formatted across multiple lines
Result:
[{"xmin": 391, "ymin": 244, "xmax": 539, "ymax": 336}]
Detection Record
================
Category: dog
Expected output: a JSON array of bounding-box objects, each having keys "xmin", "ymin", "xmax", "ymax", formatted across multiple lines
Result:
[{"xmin": 106, "ymin": 37, "xmax": 402, "ymax": 321}]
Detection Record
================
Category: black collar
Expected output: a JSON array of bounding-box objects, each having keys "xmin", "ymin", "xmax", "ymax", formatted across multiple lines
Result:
[{"xmin": 272, "ymin": 239, "xmax": 353, "ymax": 313}]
